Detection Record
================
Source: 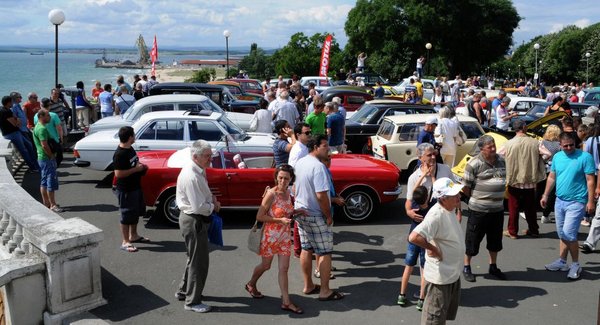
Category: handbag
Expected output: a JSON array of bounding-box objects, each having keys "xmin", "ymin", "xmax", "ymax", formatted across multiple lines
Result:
[
  {"xmin": 455, "ymin": 125, "xmax": 467, "ymax": 146},
  {"xmin": 247, "ymin": 219, "xmax": 262, "ymax": 254},
  {"xmin": 207, "ymin": 213, "xmax": 223, "ymax": 246}
]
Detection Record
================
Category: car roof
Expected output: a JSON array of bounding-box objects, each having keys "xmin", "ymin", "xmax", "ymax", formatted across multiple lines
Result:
[
  {"xmin": 300, "ymin": 76, "xmax": 331, "ymax": 80},
  {"xmin": 149, "ymin": 82, "xmax": 223, "ymax": 91},
  {"xmin": 384, "ymin": 113, "xmax": 478, "ymax": 124},
  {"xmin": 321, "ymin": 86, "xmax": 369, "ymax": 95},
  {"xmin": 136, "ymin": 110, "xmax": 222, "ymax": 122},
  {"xmin": 209, "ymin": 81, "xmax": 241, "ymax": 87},
  {"xmin": 365, "ymin": 99, "xmax": 430, "ymax": 107},
  {"xmin": 134, "ymin": 94, "xmax": 210, "ymax": 104}
]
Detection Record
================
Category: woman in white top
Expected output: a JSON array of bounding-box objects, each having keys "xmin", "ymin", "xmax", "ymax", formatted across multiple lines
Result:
[
  {"xmin": 249, "ymin": 98, "xmax": 274, "ymax": 133},
  {"xmin": 431, "ymin": 87, "xmax": 447, "ymax": 112},
  {"xmin": 434, "ymin": 106, "xmax": 460, "ymax": 168}
]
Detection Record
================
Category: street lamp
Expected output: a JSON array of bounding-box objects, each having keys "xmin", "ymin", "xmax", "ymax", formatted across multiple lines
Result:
[
  {"xmin": 518, "ymin": 64, "xmax": 521, "ymax": 79},
  {"xmin": 48, "ymin": 9, "xmax": 65, "ymax": 89},
  {"xmin": 586, "ymin": 52, "xmax": 591, "ymax": 84},
  {"xmin": 539, "ymin": 60, "xmax": 543, "ymax": 84},
  {"xmin": 223, "ymin": 30, "xmax": 231, "ymax": 79},
  {"xmin": 534, "ymin": 43, "xmax": 540, "ymax": 84},
  {"xmin": 425, "ymin": 43, "xmax": 432, "ymax": 76}
]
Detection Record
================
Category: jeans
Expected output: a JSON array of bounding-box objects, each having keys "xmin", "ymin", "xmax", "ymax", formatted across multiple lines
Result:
[{"xmin": 3, "ymin": 131, "xmax": 39, "ymax": 170}]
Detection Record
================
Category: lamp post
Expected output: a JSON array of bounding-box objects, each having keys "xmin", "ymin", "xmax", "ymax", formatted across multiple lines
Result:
[
  {"xmin": 518, "ymin": 64, "xmax": 521, "ymax": 79},
  {"xmin": 539, "ymin": 60, "xmax": 543, "ymax": 84},
  {"xmin": 425, "ymin": 43, "xmax": 432, "ymax": 76},
  {"xmin": 48, "ymin": 9, "xmax": 65, "ymax": 89},
  {"xmin": 586, "ymin": 52, "xmax": 591, "ymax": 84},
  {"xmin": 223, "ymin": 30, "xmax": 231, "ymax": 79},
  {"xmin": 534, "ymin": 43, "xmax": 540, "ymax": 84}
]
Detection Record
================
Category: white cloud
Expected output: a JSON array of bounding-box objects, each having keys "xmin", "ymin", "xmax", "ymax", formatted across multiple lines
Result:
[{"xmin": 574, "ymin": 18, "xmax": 591, "ymax": 28}]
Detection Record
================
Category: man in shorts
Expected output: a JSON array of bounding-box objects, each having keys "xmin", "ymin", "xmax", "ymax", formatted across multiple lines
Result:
[
  {"xmin": 409, "ymin": 177, "xmax": 465, "ymax": 324},
  {"xmin": 541, "ymin": 132, "xmax": 595, "ymax": 280},
  {"xmin": 113, "ymin": 126, "xmax": 149, "ymax": 253},
  {"xmin": 462, "ymin": 135, "xmax": 508, "ymax": 282},
  {"xmin": 294, "ymin": 134, "xmax": 344, "ymax": 301},
  {"xmin": 32, "ymin": 109, "xmax": 62, "ymax": 212}
]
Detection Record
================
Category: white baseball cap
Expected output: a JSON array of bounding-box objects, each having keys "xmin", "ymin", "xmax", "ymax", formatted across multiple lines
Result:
[
  {"xmin": 425, "ymin": 116, "xmax": 438, "ymax": 125},
  {"xmin": 431, "ymin": 177, "xmax": 464, "ymax": 199}
]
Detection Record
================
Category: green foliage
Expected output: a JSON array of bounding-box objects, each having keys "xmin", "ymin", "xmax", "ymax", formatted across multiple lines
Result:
[
  {"xmin": 185, "ymin": 68, "xmax": 216, "ymax": 83},
  {"xmin": 510, "ymin": 23, "xmax": 600, "ymax": 84},
  {"xmin": 343, "ymin": 0, "xmax": 520, "ymax": 79},
  {"xmin": 270, "ymin": 32, "xmax": 343, "ymax": 77},
  {"xmin": 238, "ymin": 43, "xmax": 275, "ymax": 79}
]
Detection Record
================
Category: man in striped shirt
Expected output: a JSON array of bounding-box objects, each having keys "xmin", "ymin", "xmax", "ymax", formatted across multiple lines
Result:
[{"xmin": 461, "ymin": 135, "xmax": 508, "ymax": 282}]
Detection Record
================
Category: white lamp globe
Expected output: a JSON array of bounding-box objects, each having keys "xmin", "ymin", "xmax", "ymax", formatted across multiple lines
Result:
[
  {"xmin": 223, "ymin": 30, "xmax": 231, "ymax": 38},
  {"xmin": 48, "ymin": 9, "xmax": 65, "ymax": 25}
]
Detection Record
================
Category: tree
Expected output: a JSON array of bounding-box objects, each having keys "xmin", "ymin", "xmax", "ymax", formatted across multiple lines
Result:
[
  {"xmin": 270, "ymin": 32, "xmax": 344, "ymax": 77},
  {"xmin": 185, "ymin": 68, "xmax": 216, "ymax": 83},
  {"xmin": 344, "ymin": 0, "xmax": 520, "ymax": 79},
  {"xmin": 238, "ymin": 43, "xmax": 274, "ymax": 79}
]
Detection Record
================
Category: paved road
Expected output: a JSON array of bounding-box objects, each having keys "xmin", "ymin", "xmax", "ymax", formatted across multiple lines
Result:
[{"xmin": 21, "ymin": 154, "xmax": 598, "ymax": 324}]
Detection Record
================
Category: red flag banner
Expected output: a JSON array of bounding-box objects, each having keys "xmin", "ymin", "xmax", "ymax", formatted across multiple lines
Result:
[
  {"xmin": 151, "ymin": 35, "xmax": 158, "ymax": 76},
  {"xmin": 319, "ymin": 34, "xmax": 333, "ymax": 81}
]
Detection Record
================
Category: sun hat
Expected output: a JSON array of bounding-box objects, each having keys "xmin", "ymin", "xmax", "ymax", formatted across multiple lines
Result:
[
  {"xmin": 425, "ymin": 116, "xmax": 438, "ymax": 125},
  {"xmin": 431, "ymin": 177, "xmax": 464, "ymax": 199}
]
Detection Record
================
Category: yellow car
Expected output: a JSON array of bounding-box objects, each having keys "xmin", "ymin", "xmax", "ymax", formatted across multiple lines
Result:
[{"xmin": 451, "ymin": 111, "xmax": 568, "ymax": 182}]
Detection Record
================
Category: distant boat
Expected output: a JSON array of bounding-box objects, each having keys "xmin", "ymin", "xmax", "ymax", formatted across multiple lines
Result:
[
  {"xmin": 30, "ymin": 52, "xmax": 44, "ymax": 55},
  {"xmin": 95, "ymin": 35, "xmax": 152, "ymax": 69}
]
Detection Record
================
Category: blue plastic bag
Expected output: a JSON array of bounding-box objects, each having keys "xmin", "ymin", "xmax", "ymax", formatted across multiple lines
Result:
[{"xmin": 207, "ymin": 213, "xmax": 223, "ymax": 246}]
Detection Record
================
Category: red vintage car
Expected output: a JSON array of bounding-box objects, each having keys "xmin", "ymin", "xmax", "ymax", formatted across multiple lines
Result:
[
  {"xmin": 228, "ymin": 78, "xmax": 264, "ymax": 95},
  {"xmin": 139, "ymin": 147, "xmax": 402, "ymax": 225}
]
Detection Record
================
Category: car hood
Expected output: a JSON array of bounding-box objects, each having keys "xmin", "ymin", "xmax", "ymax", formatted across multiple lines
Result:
[
  {"xmin": 331, "ymin": 154, "xmax": 400, "ymax": 173},
  {"xmin": 91, "ymin": 115, "xmax": 123, "ymax": 126},
  {"xmin": 74, "ymin": 130, "xmax": 118, "ymax": 150},
  {"xmin": 526, "ymin": 111, "xmax": 568, "ymax": 129},
  {"xmin": 88, "ymin": 116, "xmax": 131, "ymax": 134}
]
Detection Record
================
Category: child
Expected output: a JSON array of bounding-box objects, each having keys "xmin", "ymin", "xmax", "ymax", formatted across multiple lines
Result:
[{"xmin": 398, "ymin": 185, "xmax": 432, "ymax": 311}]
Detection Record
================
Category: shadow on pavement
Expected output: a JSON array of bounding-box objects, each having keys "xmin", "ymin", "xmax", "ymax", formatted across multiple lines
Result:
[
  {"xmin": 91, "ymin": 267, "xmax": 169, "ymax": 322},
  {"xmin": 461, "ymin": 285, "xmax": 547, "ymax": 308},
  {"xmin": 63, "ymin": 203, "xmax": 118, "ymax": 213},
  {"xmin": 334, "ymin": 230, "xmax": 384, "ymax": 246},
  {"xmin": 335, "ymin": 248, "xmax": 402, "ymax": 268}
]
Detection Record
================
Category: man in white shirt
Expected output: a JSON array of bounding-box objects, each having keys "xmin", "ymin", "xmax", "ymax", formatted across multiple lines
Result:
[
  {"xmin": 175, "ymin": 140, "xmax": 221, "ymax": 313},
  {"xmin": 273, "ymin": 90, "xmax": 300, "ymax": 129},
  {"xmin": 577, "ymin": 83, "xmax": 586, "ymax": 103},
  {"xmin": 114, "ymin": 86, "xmax": 136, "ymax": 115},
  {"xmin": 409, "ymin": 177, "xmax": 465, "ymax": 324},
  {"xmin": 288, "ymin": 122, "xmax": 311, "ymax": 167}
]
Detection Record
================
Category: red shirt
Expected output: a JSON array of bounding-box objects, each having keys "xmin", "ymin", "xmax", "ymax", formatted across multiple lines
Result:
[
  {"xmin": 22, "ymin": 101, "xmax": 40, "ymax": 129},
  {"xmin": 91, "ymin": 87, "xmax": 104, "ymax": 98}
]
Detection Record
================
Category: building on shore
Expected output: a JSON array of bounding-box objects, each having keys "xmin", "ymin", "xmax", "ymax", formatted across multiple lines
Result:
[{"xmin": 178, "ymin": 59, "xmax": 240, "ymax": 69}]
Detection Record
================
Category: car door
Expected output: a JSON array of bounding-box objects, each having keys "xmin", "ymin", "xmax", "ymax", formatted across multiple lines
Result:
[
  {"xmin": 385, "ymin": 122, "xmax": 423, "ymax": 170},
  {"xmin": 224, "ymin": 162, "xmax": 274, "ymax": 206},
  {"xmin": 135, "ymin": 119, "xmax": 186, "ymax": 151}
]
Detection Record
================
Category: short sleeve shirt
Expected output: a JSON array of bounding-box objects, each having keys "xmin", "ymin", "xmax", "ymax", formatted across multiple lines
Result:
[
  {"xmin": 294, "ymin": 155, "xmax": 330, "ymax": 216},
  {"xmin": 551, "ymin": 150, "xmax": 595, "ymax": 203},
  {"xmin": 99, "ymin": 92, "xmax": 114, "ymax": 113},
  {"xmin": 273, "ymin": 138, "xmax": 290, "ymax": 167},
  {"xmin": 34, "ymin": 112, "xmax": 61, "ymax": 142},
  {"xmin": 406, "ymin": 164, "xmax": 456, "ymax": 201},
  {"xmin": 0, "ymin": 108, "xmax": 19, "ymax": 135},
  {"xmin": 413, "ymin": 203, "xmax": 465, "ymax": 285},
  {"xmin": 33, "ymin": 123, "xmax": 50, "ymax": 160},
  {"xmin": 417, "ymin": 130, "xmax": 435, "ymax": 146},
  {"xmin": 326, "ymin": 112, "xmax": 345, "ymax": 146},
  {"xmin": 463, "ymin": 154, "xmax": 506, "ymax": 212},
  {"xmin": 305, "ymin": 112, "xmax": 326, "ymax": 135},
  {"xmin": 113, "ymin": 146, "xmax": 143, "ymax": 192}
]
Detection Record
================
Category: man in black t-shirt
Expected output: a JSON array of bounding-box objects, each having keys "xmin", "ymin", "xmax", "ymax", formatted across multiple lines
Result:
[{"xmin": 113, "ymin": 126, "xmax": 149, "ymax": 252}]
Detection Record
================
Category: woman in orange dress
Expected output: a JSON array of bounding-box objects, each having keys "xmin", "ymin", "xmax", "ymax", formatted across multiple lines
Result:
[{"xmin": 245, "ymin": 164, "xmax": 305, "ymax": 314}]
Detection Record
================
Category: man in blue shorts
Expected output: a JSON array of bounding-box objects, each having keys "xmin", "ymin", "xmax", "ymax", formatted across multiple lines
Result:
[
  {"xmin": 541, "ymin": 132, "xmax": 595, "ymax": 280},
  {"xmin": 32, "ymin": 109, "xmax": 62, "ymax": 212},
  {"xmin": 294, "ymin": 134, "xmax": 344, "ymax": 301}
]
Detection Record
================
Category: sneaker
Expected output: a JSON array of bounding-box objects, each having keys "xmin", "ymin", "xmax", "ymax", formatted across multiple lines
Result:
[
  {"xmin": 503, "ymin": 230, "xmax": 518, "ymax": 239},
  {"xmin": 314, "ymin": 269, "xmax": 320, "ymax": 278},
  {"xmin": 175, "ymin": 291, "xmax": 186, "ymax": 301},
  {"xmin": 50, "ymin": 205, "xmax": 64, "ymax": 213},
  {"xmin": 462, "ymin": 270, "xmax": 476, "ymax": 282},
  {"xmin": 581, "ymin": 219, "xmax": 591, "ymax": 227},
  {"xmin": 545, "ymin": 258, "xmax": 569, "ymax": 272},
  {"xmin": 416, "ymin": 299, "xmax": 424, "ymax": 311},
  {"xmin": 567, "ymin": 263, "xmax": 582, "ymax": 280},
  {"xmin": 541, "ymin": 216, "xmax": 550, "ymax": 224},
  {"xmin": 397, "ymin": 294, "xmax": 408, "ymax": 306},
  {"xmin": 580, "ymin": 242, "xmax": 593, "ymax": 253},
  {"xmin": 184, "ymin": 303, "xmax": 211, "ymax": 313},
  {"xmin": 519, "ymin": 212, "xmax": 526, "ymax": 220},
  {"xmin": 489, "ymin": 267, "xmax": 507, "ymax": 280}
]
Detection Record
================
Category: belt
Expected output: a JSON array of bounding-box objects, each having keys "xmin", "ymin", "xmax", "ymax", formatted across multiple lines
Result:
[{"xmin": 184, "ymin": 212, "xmax": 211, "ymax": 222}]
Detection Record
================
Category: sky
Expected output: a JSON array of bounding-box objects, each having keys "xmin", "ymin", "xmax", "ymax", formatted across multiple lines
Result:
[{"xmin": 1, "ymin": 0, "xmax": 599, "ymax": 50}]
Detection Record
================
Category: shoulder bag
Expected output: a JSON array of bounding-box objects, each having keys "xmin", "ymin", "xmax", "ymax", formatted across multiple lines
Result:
[{"xmin": 247, "ymin": 219, "xmax": 262, "ymax": 254}]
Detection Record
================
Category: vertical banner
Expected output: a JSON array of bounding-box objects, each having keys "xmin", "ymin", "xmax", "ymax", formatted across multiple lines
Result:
[
  {"xmin": 151, "ymin": 35, "xmax": 158, "ymax": 77},
  {"xmin": 319, "ymin": 34, "xmax": 333, "ymax": 83}
]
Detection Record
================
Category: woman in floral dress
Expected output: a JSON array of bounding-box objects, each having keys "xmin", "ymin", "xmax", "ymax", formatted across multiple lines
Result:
[{"xmin": 245, "ymin": 164, "xmax": 305, "ymax": 314}]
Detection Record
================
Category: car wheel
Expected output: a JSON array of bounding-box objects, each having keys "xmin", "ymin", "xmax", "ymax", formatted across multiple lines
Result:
[
  {"xmin": 158, "ymin": 190, "xmax": 180, "ymax": 225},
  {"xmin": 341, "ymin": 187, "xmax": 377, "ymax": 222}
]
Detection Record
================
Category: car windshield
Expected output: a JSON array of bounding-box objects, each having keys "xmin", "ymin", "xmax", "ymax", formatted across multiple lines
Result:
[
  {"xmin": 526, "ymin": 104, "xmax": 548, "ymax": 118},
  {"xmin": 376, "ymin": 120, "xmax": 396, "ymax": 140},
  {"xmin": 217, "ymin": 115, "xmax": 247, "ymax": 141},
  {"xmin": 350, "ymin": 104, "xmax": 379, "ymax": 124},
  {"xmin": 241, "ymin": 81, "xmax": 262, "ymax": 91}
]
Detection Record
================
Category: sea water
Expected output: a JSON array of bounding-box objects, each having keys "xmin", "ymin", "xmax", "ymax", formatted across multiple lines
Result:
[{"xmin": 0, "ymin": 51, "xmax": 224, "ymax": 99}]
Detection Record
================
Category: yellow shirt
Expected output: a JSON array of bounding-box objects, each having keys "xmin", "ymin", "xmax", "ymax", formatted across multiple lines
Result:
[{"xmin": 415, "ymin": 81, "xmax": 423, "ymax": 98}]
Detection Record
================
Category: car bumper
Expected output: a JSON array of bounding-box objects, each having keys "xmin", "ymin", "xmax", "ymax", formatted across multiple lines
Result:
[
  {"xmin": 383, "ymin": 185, "xmax": 403, "ymax": 196},
  {"xmin": 73, "ymin": 159, "xmax": 91, "ymax": 167}
]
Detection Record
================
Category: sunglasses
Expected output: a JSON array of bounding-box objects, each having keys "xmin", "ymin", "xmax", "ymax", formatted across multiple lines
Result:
[
  {"xmin": 562, "ymin": 143, "xmax": 575, "ymax": 148},
  {"xmin": 302, "ymin": 131, "xmax": 312, "ymax": 135}
]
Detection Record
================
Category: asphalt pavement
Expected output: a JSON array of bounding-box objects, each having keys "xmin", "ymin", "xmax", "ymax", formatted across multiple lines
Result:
[{"xmin": 19, "ymin": 154, "xmax": 599, "ymax": 325}]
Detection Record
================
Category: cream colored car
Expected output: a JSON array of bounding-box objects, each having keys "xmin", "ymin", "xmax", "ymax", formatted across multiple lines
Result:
[{"xmin": 370, "ymin": 114, "xmax": 484, "ymax": 171}]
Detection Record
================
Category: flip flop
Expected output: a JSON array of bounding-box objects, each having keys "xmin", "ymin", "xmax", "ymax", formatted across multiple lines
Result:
[
  {"xmin": 281, "ymin": 303, "xmax": 304, "ymax": 314},
  {"xmin": 131, "ymin": 236, "xmax": 151, "ymax": 243},
  {"xmin": 245, "ymin": 284, "xmax": 265, "ymax": 299},
  {"xmin": 303, "ymin": 284, "xmax": 321, "ymax": 295},
  {"xmin": 120, "ymin": 244, "xmax": 138, "ymax": 252},
  {"xmin": 318, "ymin": 291, "xmax": 344, "ymax": 301}
]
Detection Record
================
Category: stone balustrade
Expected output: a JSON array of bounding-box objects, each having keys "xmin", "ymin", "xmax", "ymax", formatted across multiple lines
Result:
[{"xmin": 0, "ymin": 139, "xmax": 106, "ymax": 324}]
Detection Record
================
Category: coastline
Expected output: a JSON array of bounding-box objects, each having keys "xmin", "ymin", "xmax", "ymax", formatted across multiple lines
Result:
[{"xmin": 154, "ymin": 66, "xmax": 228, "ymax": 83}]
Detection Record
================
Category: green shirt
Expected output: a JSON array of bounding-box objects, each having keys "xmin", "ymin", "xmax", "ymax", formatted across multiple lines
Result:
[
  {"xmin": 305, "ymin": 112, "xmax": 327, "ymax": 135},
  {"xmin": 34, "ymin": 112, "xmax": 60, "ymax": 142},
  {"xmin": 33, "ymin": 122, "xmax": 51, "ymax": 160}
]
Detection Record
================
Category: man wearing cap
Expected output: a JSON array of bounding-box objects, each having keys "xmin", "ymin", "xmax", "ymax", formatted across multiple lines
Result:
[
  {"xmin": 462, "ymin": 135, "xmax": 508, "ymax": 282},
  {"xmin": 501, "ymin": 120, "xmax": 546, "ymax": 239},
  {"xmin": 418, "ymin": 117, "xmax": 443, "ymax": 165},
  {"xmin": 409, "ymin": 177, "xmax": 465, "ymax": 324},
  {"xmin": 495, "ymin": 96, "xmax": 517, "ymax": 131}
]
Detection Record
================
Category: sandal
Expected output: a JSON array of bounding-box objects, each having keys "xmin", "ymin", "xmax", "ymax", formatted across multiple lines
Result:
[
  {"xmin": 281, "ymin": 303, "xmax": 304, "ymax": 314},
  {"xmin": 245, "ymin": 283, "xmax": 264, "ymax": 299},
  {"xmin": 131, "ymin": 236, "xmax": 151, "ymax": 243},
  {"xmin": 318, "ymin": 291, "xmax": 344, "ymax": 301},
  {"xmin": 303, "ymin": 284, "xmax": 321, "ymax": 295},
  {"xmin": 120, "ymin": 244, "xmax": 138, "ymax": 252}
]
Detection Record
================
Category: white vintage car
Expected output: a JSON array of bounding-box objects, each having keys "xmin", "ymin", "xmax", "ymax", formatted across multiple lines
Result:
[
  {"xmin": 370, "ymin": 114, "xmax": 484, "ymax": 171},
  {"xmin": 74, "ymin": 110, "xmax": 275, "ymax": 171},
  {"xmin": 87, "ymin": 94, "xmax": 253, "ymax": 135}
]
